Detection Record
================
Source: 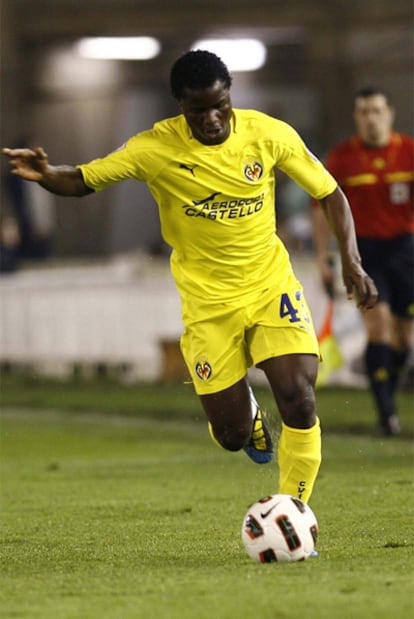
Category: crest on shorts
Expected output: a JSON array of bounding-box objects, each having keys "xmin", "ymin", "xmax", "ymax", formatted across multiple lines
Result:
[
  {"xmin": 195, "ymin": 359, "xmax": 212, "ymax": 381},
  {"xmin": 244, "ymin": 161, "xmax": 263, "ymax": 182}
]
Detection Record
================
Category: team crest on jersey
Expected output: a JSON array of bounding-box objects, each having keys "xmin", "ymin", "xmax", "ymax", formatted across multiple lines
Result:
[
  {"xmin": 244, "ymin": 161, "xmax": 263, "ymax": 182},
  {"xmin": 195, "ymin": 359, "xmax": 212, "ymax": 381},
  {"xmin": 373, "ymin": 157, "xmax": 386, "ymax": 170}
]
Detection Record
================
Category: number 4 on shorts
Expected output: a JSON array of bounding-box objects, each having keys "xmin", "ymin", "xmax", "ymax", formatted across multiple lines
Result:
[{"xmin": 279, "ymin": 292, "xmax": 300, "ymax": 323}]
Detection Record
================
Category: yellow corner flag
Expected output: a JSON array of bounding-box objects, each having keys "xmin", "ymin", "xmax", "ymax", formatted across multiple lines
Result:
[{"xmin": 316, "ymin": 299, "xmax": 343, "ymax": 387}]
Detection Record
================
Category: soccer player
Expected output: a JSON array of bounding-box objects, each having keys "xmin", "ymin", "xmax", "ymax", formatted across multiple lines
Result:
[
  {"xmin": 2, "ymin": 50, "xmax": 377, "ymax": 504},
  {"xmin": 313, "ymin": 87, "xmax": 414, "ymax": 435}
]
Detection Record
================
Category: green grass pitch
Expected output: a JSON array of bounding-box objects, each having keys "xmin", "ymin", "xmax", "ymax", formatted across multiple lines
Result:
[{"xmin": 1, "ymin": 376, "xmax": 413, "ymax": 619}]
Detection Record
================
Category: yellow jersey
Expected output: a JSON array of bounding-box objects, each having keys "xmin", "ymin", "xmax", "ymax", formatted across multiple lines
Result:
[{"xmin": 78, "ymin": 109, "xmax": 337, "ymax": 302}]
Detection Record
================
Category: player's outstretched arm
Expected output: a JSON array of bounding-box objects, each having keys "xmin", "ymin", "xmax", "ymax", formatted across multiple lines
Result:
[
  {"xmin": 319, "ymin": 186, "xmax": 378, "ymax": 310},
  {"xmin": 2, "ymin": 147, "xmax": 93, "ymax": 197}
]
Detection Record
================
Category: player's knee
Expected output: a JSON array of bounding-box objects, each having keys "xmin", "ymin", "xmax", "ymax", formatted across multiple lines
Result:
[
  {"xmin": 279, "ymin": 382, "xmax": 316, "ymax": 428},
  {"xmin": 213, "ymin": 424, "xmax": 251, "ymax": 451}
]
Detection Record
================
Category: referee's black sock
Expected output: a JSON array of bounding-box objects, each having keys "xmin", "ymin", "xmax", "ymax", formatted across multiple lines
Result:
[
  {"xmin": 364, "ymin": 342, "xmax": 396, "ymax": 427},
  {"xmin": 390, "ymin": 348, "xmax": 409, "ymax": 394}
]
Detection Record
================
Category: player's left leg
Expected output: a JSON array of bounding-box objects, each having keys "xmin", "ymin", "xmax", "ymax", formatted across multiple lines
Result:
[{"xmin": 258, "ymin": 353, "xmax": 321, "ymax": 504}]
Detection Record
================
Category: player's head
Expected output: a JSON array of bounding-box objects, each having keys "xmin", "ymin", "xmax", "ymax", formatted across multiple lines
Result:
[
  {"xmin": 170, "ymin": 50, "xmax": 233, "ymax": 146},
  {"xmin": 353, "ymin": 86, "xmax": 395, "ymax": 147},
  {"xmin": 170, "ymin": 50, "xmax": 232, "ymax": 99}
]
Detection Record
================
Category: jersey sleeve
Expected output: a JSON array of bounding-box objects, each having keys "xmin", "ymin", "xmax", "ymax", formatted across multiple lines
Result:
[
  {"xmin": 77, "ymin": 133, "xmax": 156, "ymax": 192},
  {"xmin": 274, "ymin": 122, "xmax": 337, "ymax": 199}
]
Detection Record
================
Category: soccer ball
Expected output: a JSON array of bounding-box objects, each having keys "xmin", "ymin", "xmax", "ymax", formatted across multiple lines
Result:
[{"xmin": 241, "ymin": 494, "xmax": 318, "ymax": 563}]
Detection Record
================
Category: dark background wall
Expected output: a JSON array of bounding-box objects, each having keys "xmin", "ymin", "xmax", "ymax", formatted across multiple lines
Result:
[{"xmin": 1, "ymin": 0, "xmax": 413, "ymax": 256}]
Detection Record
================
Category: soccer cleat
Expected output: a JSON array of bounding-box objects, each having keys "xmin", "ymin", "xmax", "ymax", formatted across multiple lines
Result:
[
  {"xmin": 380, "ymin": 414, "xmax": 401, "ymax": 436},
  {"xmin": 243, "ymin": 407, "xmax": 274, "ymax": 464}
]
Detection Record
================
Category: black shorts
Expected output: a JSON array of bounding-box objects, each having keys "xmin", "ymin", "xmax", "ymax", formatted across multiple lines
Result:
[{"xmin": 357, "ymin": 234, "xmax": 414, "ymax": 318}]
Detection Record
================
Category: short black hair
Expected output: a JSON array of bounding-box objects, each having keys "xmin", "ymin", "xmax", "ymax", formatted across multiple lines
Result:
[
  {"xmin": 170, "ymin": 50, "xmax": 232, "ymax": 100},
  {"xmin": 354, "ymin": 86, "xmax": 392, "ymax": 105}
]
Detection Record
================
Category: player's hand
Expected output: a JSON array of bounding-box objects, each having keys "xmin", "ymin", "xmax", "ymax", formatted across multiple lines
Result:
[
  {"xmin": 343, "ymin": 264, "xmax": 378, "ymax": 310},
  {"xmin": 2, "ymin": 146, "xmax": 49, "ymax": 182}
]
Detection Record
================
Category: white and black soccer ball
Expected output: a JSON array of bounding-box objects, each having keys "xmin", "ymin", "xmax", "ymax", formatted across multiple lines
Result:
[{"xmin": 241, "ymin": 494, "xmax": 318, "ymax": 563}]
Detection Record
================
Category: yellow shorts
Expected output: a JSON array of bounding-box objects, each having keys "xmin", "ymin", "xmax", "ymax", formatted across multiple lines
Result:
[{"xmin": 180, "ymin": 279, "xmax": 320, "ymax": 395}]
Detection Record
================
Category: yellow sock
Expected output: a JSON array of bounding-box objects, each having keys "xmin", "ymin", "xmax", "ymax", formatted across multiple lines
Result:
[{"xmin": 277, "ymin": 417, "xmax": 321, "ymax": 504}]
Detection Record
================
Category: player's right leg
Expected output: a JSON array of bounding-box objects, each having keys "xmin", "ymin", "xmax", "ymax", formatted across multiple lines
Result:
[
  {"xmin": 201, "ymin": 378, "xmax": 274, "ymax": 463},
  {"xmin": 180, "ymin": 296, "xmax": 273, "ymax": 463}
]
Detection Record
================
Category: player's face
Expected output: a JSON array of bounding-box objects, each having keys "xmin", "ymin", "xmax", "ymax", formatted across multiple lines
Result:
[
  {"xmin": 353, "ymin": 94, "xmax": 395, "ymax": 147},
  {"xmin": 179, "ymin": 80, "xmax": 232, "ymax": 146}
]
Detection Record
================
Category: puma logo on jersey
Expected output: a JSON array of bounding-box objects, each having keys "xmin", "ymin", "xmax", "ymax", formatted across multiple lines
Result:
[{"xmin": 179, "ymin": 163, "xmax": 198, "ymax": 176}]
